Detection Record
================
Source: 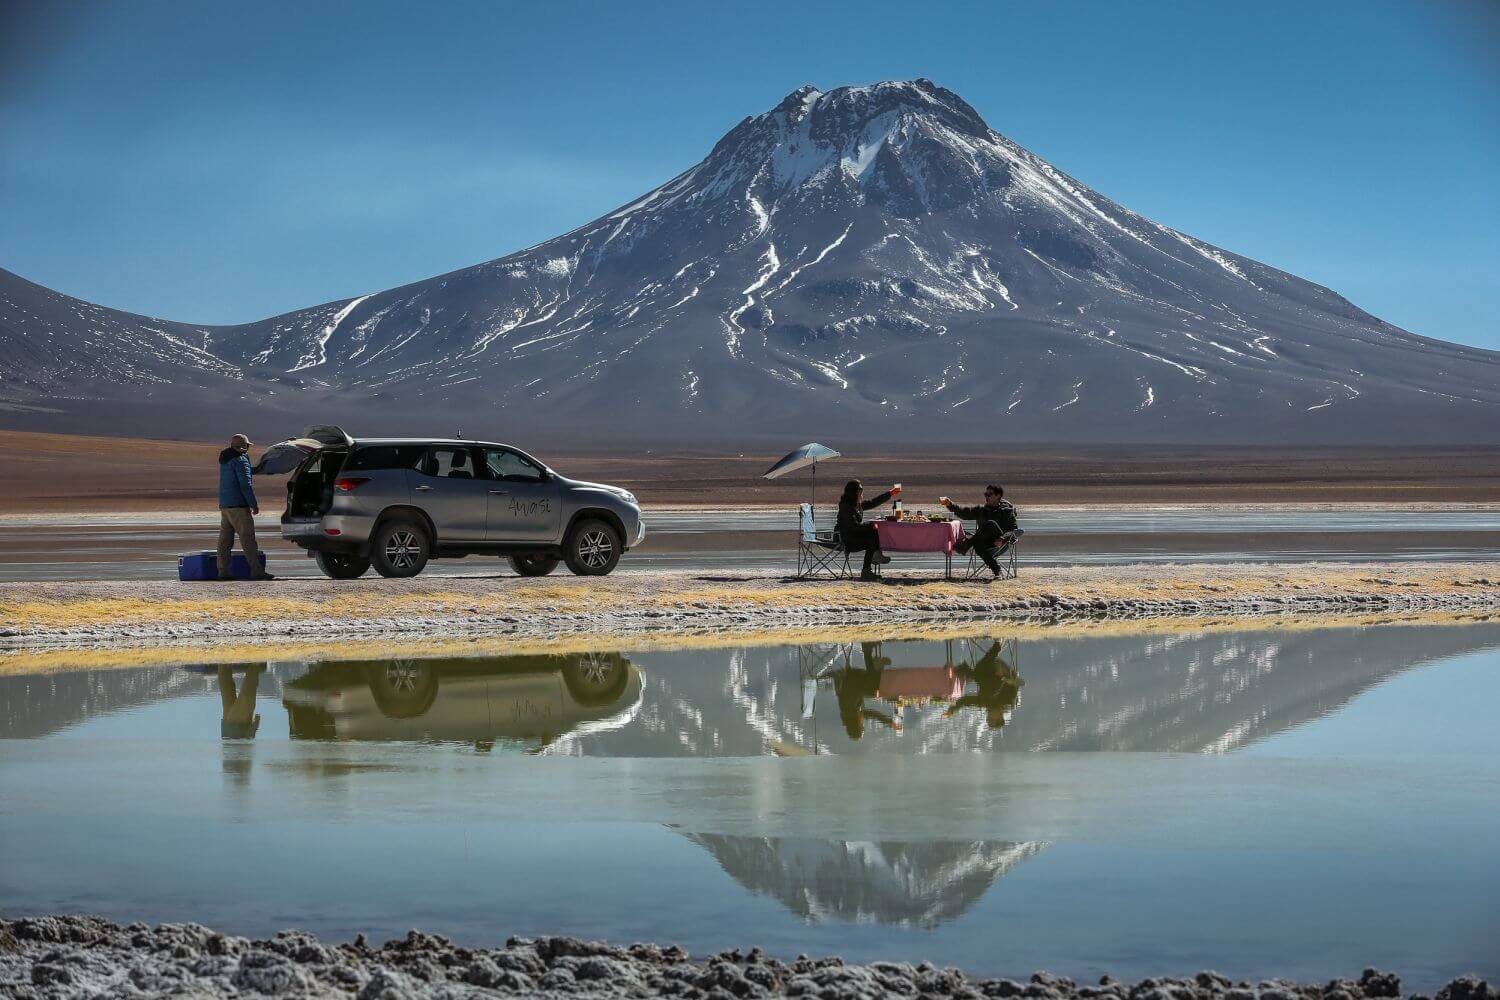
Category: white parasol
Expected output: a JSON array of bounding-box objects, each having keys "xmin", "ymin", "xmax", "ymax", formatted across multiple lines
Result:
[{"xmin": 763, "ymin": 442, "xmax": 841, "ymax": 516}]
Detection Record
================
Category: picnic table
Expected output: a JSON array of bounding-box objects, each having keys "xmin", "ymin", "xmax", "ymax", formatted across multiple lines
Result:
[{"xmin": 872, "ymin": 517, "xmax": 964, "ymax": 577}]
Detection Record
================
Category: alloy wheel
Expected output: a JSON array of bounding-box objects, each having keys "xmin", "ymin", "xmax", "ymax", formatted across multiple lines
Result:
[
  {"xmin": 577, "ymin": 652, "xmax": 615, "ymax": 690},
  {"xmin": 384, "ymin": 529, "xmax": 419, "ymax": 570},
  {"xmin": 384, "ymin": 659, "xmax": 420, "ymax": 695},
  {"xmin": 578, "ymin": 530, "xmax": 613, "ymax": 569}
]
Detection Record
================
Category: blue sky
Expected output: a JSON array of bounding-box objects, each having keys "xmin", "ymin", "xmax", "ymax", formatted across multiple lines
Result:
[{"xmin": 1, "ymin": 1, "xmax": 1496, "ymax": 348}]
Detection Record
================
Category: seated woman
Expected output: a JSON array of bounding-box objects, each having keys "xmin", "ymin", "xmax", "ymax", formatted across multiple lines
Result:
[{"xmin": 836, "ymin": 479, "xmax": 901, "ymax": 581}]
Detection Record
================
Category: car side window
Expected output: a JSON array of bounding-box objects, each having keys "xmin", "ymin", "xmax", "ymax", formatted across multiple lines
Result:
[
  {"xmin": 345, "ymin": 445, "xmax": 424, "ymax": 471},
  {"xmin": 484, "ymin": 448, "xmax": 545, "ymax": 483},
  {"xmin": 421, "ymin": 446, "xmax": 478, "ymax": 480}
]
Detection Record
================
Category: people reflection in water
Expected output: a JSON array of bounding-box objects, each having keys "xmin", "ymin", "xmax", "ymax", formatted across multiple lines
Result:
[
  {"xmin": 834, "ymin": 642, "xmax": 897, "ymax": 740},
  {"xmin": 828, "ymin": 639, "xmax": 1022, "ymax": 742},
  {"xmin": 946, "ymin": 640, "xmax": 1023, "ymax": 729},
  {"xmin": 218, "ymin": 664, "xmax": 264, "ymax": 739}
]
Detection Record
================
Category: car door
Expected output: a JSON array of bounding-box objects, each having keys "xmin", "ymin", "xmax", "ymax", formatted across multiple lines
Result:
[
  {"xmin": 406, "ymin": 445, "xmax": 490, "ymax": 543},
  {"xmin": 481, "ymin": 447, "xmax": 562, "ymax": 542}
]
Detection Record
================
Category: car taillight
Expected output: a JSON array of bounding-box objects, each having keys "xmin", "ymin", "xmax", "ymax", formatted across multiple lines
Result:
[{"xmin": 334, "ymin": 477, "xmax": 369, "ymax": 492}]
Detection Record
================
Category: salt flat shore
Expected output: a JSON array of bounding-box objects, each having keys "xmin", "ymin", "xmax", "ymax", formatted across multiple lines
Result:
[
  {"xmin": 2, "ymin": 916, "xmax": 1495, "ymax": 1000},
  {"xmin": 1, "ymin": 563, "xmax": 1498, "ymax": 654}
]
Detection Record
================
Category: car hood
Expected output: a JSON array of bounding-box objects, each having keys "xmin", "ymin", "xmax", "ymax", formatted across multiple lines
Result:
[{"xmin": 559, "ymin": 477, "xmax": 637, "ymax": 503}]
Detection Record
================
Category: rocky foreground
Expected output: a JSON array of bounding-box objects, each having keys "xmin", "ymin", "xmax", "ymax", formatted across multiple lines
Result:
[{"xmin": 2, "ymin": 918, "xmax": 1495, "ymax": 1000}]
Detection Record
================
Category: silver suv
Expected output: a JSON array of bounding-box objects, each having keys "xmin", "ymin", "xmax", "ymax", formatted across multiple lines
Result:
[{"xmin": 259, "ymin": 426, "xmax": 644, "ymax": 580}]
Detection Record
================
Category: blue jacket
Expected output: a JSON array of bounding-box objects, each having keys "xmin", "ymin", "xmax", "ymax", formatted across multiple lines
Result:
[{"xmin": 218, "ymin": 449, "xmax": 258, "ymax": 509}]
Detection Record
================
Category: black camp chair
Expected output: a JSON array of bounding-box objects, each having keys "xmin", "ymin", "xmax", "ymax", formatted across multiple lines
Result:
[
  {"xmin": 795, "ymin": 503, "xmax": 854, "ymax": 579},
  {"xmin": 959, "ymin": 527, "xmax": 1023, "ymax": 581}
]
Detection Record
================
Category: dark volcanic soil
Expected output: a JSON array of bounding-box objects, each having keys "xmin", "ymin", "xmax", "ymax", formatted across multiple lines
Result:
[{"xmin": 1, "ymin": 916, "xmax": 1494, "ymax": 1000}]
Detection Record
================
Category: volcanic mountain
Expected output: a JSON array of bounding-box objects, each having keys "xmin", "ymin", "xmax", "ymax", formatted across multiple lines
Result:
[{"xmin": 3, "ymin": 79, "xmax": 1496, "ymax": 445}]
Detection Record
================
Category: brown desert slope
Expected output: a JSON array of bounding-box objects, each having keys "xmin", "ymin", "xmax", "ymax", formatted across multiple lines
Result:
[{"xmin": 2, "ymin": 429, "xmax": 1499, "ymax": 512}]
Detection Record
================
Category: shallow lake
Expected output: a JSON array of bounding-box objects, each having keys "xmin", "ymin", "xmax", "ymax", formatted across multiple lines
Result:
[{"xmin": 2, "ymin": 623, "xmax": 1498, "ymax": 987}]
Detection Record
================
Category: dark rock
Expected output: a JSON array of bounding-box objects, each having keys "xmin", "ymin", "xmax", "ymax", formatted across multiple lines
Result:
[
  {"xmin": 539, "ymin": 966, "xmax": 578, "ymax": 989},
  {"xmin": 30, "ymin": 963, "xmax": 74, "ymax": 986},
  {"xmin": 1359, "ymin": 970, "xmax": 1402, "ymax": 998},
  {"xmin": 464, "ymin": 955, "xmax": 534, "ymax": 990},
  {"xmin": 1437, "ymin": 977, "xmax": 1496, "ymax": 1000},
  {"xmin": 358, "ymin": 968, "xmax": 418, "ymax": 1000},
  {"xmin": 232, "ymin": 949, "xmax": 315, "ymax": 995},
  {"xmin": 492, "ymin": 946, "xmax": 547, "ymax": 976},
  {"xmin": 537, "ymin": 934, "xmax": 625, "ymax": 963}
]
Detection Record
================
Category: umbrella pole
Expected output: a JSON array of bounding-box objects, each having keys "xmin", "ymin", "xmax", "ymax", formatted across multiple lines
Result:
[{"xmin": 811, "ymin": 462, "xmax": 815, "ymax": 521}]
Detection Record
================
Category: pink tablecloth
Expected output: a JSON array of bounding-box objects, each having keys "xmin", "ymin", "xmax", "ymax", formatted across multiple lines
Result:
[{"xmin": 873, "ymin": 518, "xmax": 962, "ymax": 554}]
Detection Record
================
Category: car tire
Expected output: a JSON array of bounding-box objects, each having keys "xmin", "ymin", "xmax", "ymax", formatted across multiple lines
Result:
[
  {"xmin": 315, "ymin": 551, "xmax": 371, "ymax": 580},
  {"xmin": 561, "ymin": 652, "xmax": 631, "ymax": 707},
  {"xmin": 365, "ymin": 660, "xmax": 439, "ymax": 719},
  {"xmin": 371, "ymin": 517, "xmax": 431, "ymax": 578},
  {"xmin": 508, "ymin": 554, "xmax": 561, "ymax": 577},
  {"xmin": 563, "ymin": 518, "xmax": 622, "ymax": 576}
]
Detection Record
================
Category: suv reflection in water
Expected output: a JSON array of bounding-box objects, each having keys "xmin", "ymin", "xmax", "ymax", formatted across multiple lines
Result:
[{"xmin": 281, "ymin": 652, "xmax": 643, "ymax": 748}]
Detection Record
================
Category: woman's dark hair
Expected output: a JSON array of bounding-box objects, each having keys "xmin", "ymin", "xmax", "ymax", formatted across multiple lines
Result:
[
  {"xmin": 841, "ymin": 480, "xmax": 863, "ymax": 504},
  {"xmin": 985, "ymin": 484, "xmax": 1004, "ymax": 497}
]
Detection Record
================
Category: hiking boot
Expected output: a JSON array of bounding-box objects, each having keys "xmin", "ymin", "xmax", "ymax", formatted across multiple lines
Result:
[
  {"xmin": 859, "ymin": 570, "xmax": 880, "ymax": 582},
  {"xmin": 876, "ymin": 552, "xmax": 892, "ymax": 565},
  {"xmin": 252, "ymin": 572, "xmax": 277, "ymax": 581}
]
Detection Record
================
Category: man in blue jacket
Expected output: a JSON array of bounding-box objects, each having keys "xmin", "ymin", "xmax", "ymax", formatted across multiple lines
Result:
[{"xmin": 217, "ymin": 433, "xmax": 274, "ymax": 581}]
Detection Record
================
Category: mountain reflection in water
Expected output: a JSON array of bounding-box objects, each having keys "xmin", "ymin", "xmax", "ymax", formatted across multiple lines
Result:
[{"xmin": 679, "ymin": 834, "xmax": 1047, "ymax": 928}]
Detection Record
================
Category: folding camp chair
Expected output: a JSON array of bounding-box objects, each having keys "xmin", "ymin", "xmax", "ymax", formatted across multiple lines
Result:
[
  {"xmin": 959, "ymin": 528, "xmax": 1023, "ymax": 581},
  {"xmin": 795, "ymin": 503, "xmax": 853, "ymax": 579}
]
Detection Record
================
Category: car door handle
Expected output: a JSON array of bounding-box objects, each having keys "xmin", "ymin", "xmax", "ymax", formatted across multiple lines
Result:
[
  {"xmin": 414, "ymin": 485, "xmax": 432, "ymax": 491},
  {"xmin": 488, "ymin": 489, "xmax": 508, "ymax": 495}
]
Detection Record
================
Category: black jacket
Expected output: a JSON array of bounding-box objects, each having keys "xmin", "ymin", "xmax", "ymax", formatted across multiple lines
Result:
[
  {"xmin": 949, "ymin": 499, "xmax": 1018, "ymax": 534},
  {"xmin": 836, "ymin": 490, "xmax": 893, "ymax": 540}
]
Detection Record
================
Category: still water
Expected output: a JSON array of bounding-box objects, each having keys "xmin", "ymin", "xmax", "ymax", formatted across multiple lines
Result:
[{"xmin": 2, "ymin": 625, "xmax": 1498, "ymax": 986}]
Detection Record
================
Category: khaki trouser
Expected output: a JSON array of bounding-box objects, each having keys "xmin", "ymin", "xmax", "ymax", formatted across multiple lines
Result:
[
  {"xmin": 218, "ymin": 664, "xmax": 263, "ymax": 739},
  {"xmin": 217, "ymin": 506, "xmax": 261, "ymax": 578}
]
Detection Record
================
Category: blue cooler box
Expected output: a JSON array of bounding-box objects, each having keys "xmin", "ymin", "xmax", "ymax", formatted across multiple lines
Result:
[{"xmin": 178, "ymin": 551, "xmax": 267, "ymax": 581}]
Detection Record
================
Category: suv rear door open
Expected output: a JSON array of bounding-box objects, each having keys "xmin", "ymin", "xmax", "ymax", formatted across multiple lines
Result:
[{"xmin": 482, "ymin": 447, "xmax": 561, "ymax": 542}]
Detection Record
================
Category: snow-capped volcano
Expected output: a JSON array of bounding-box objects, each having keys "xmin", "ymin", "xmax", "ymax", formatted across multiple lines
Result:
[{"xmin": 3, "ymin": 78, "xmax": 1497, "ymax": 444}]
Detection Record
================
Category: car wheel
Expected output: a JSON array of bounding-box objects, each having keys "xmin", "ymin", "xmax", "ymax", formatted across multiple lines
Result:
[
  {"xmin": 365, "ymin": 659, "xmax": 438, "ymax": 719},
  {"xmin": 508, "ymin": 554, "xmax": 561, "ymax": 577},
  {"xmin": 315, "ymin": 551, "xmax": 371, "ymax": 580},
  {"xmin": 371, "ymin": 518, "xmax": 431, "ymax": 578},
  {"xmin": 561, "ymin": 652, "xmax": 630, "ymax": 706},
  {"xmin": 563, "ymin": 518, "xmax": 621, "ymax": 576}
]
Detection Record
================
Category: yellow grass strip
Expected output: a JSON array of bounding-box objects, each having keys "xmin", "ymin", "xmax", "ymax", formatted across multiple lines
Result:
[{"xmin": 2, "ymin": 609, "xmax": 1496, "ymax": 677}]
